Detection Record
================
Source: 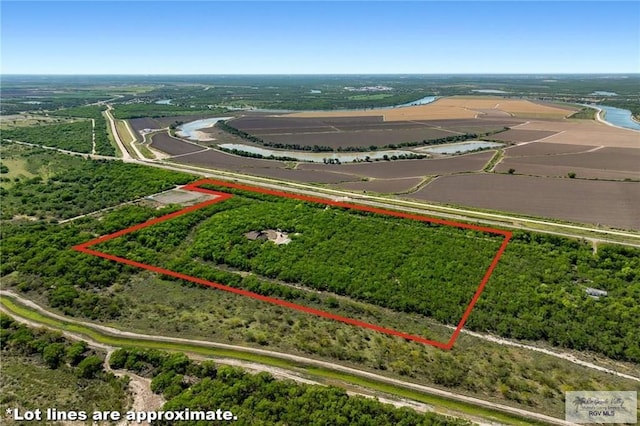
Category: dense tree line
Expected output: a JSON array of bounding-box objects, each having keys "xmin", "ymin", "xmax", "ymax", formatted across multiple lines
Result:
[
  {"xmin": 1, "ymin": 314, "xmax": 108, "ymax": 380},
  {"xmin": 110, "ymin": 348, "xmax": 469, "ymax": 426},
  {"xmin": 111, "ymin": 104, "xmax": 225, "ymax": 119}
]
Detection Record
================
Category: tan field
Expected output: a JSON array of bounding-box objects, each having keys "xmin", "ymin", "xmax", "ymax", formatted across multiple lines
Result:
[
  {"xmin": 434, "ymin": 97, "xmax": 576, "ymax": 119},
  {"xmin": 512, "ymin": 120, "xmax": 640, "ymax": 148},
  {"xmin": 286, "ymin": 96, "xmax": 576, "ymax": 121}
]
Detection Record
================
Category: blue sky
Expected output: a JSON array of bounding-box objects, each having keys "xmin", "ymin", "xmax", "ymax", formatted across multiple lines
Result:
[{"xmin": 2, "ymin": 1, "xmax": 639, "ymax": 74}]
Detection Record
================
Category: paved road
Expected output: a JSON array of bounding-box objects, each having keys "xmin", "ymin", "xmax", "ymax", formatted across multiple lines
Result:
[
  {"xmin": 104, "ymin": 105, "xmax": 133, "ymax": 160},
  {"xmin": 0, "ymin": 290, "xmax": 580, "ymax": 426}
]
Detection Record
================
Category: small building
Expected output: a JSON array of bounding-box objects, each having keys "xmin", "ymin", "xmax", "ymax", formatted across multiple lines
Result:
[
  {"xmin": 245, "ymin": 230, "xmax": 268, "ymax": 241},
  {"xmin": 585, "ymin": 288, "xmax": 608, "ymax": 298}
]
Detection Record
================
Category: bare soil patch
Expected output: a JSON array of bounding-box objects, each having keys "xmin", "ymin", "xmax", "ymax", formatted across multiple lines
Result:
[
  {"xmin": 433, "ymin": 97, "xmax": 576, "ymax": 119},
  {"xmin": 513, "ymin": 120, "xmax": 639, "ymax": 148},
  {"xmin": 333, "ymin": 177, "xmax": 424, "ymax": 193},
  {"xmin": 497, "ymin": 147, "xmax": 640, "ymax": 180},
  {"xmin": 412, "ymin": 174, "xmax": 640, "ymax": 230},
  {"xmin": 262, "ymin": 128, "xmax": 456, "ymax": 149},
  {"xmin": 495, "ymin": 162, "xmax": 638, "ymax": 181},
  {"xmin": 150, "ymin": 133, "xmax": 204, "ymax": 156},
  {"xmin": 148, "ymin": 189, "xmax": 216, "ymax": 206},
  {"xmin": 505, "ymin": 142, "xmax": 595, "ymax": 156},
  {"xmin": 490, "ymin": 129, "xmax": 558, "ymax": 143},
  {"xmin": 172, "ymin": 150, "xmax": 361, "ymax": 184},
  {"xmin": 299, "ymin": 151, "xmax": 495, "ymax": 179},
  {"xmin": 286, "ymin": 97, "xmax": 573, "ymax": 121}
]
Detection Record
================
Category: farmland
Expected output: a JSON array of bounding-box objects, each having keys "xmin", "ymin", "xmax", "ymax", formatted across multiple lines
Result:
[
  {"xmin": 496, "ymin": 147, "xmax": 640, "ymax": 180},
  {"xmin": 150, "ymin": 132, "xmax": 204, "ymax": 156},
  {"xmin": 286, "ymin": 96, "xmax": 575, "ymax": 121},
  {"xmin": 412, "ymin": 174, "xmax": 640, "ymax": 230},
  {"xmin": 1, "ymin": 74, "xmax": 639, "ymax": 424},
  {"xmin": 227, "ymin": 115, "xmax": 518, "ymax": 150}
]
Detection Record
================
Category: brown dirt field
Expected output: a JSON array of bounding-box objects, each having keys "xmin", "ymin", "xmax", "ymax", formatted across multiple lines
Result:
[
  {"xmin": 299, "ymin": 150, "xmax": 495, "ymax": 179},
  {"xmin": 245, "ymin": 168, "xmax": 360, "ymax": 184},
  {"xmin": 496, "ymin": 147, "xmax": 640, "ymax": 180},
  {"xmin": 495, "ymin": 162, "xmax": 639, "ymax": 181},
  {"xmin": 285, "ymin": 96, "xmax": 566, "ymax": 121},
  {"xmin": 333, "ymin": 177, "xmax": 423, "ymax": 194},
  {"xmin": 511, "ymin": 147, "xmax": 639, "ymax": 171},
  {"xmin": 129, "ymin": 118, "xmax": 163, "ymax": 133},
  {"xmin": 505, "ymin": 142, "xmax": 595, "ymax": 156},
  {"xmin": 172, "ymin": 148, "xmax": 280, "ymax": 169},
  {"xmin": 262, "ymin": 128, "xmax": 456, "ymax": 149},
  {"xmin": 150, "ymin": 133, "xmax": 204, "ymax": 156},
  {"xmin": 286, "ymin": 103, "xmax": 477, "ymax": 121},
  {"xmin": 512, "ymin": 120, "xmax": 640, "ymax": 148},
  {"xmin": 172, "ymin": 149, "xmax": 361, "ymax": 184},
  {"xmin": 230, "ymin": 115, "xmax": 383, "ymax": 132},
  {"xmin": 430, "ymin": 97, "xmax": 576, "ymax": 118},
  {"xmin": 491, "ymin": 129, "xmax": 558, "ymax": 143},
  {"xmin": 411, "ymin": 174, "xmax": 640, "ymax": 230},
  {"xmin": 235, "ymin": 116, "xmax": 522, "ymax": 135}
]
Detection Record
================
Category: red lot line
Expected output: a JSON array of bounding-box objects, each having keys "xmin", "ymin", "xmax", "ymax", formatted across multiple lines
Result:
[{"xmin": 74, "ymin": 179, "xmax": 512, "ymax": 350}]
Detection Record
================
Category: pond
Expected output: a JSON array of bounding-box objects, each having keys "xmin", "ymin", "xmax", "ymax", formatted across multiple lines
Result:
[
  {"xmin": 218, "ymin": 143, "xmax": 420, "ymax": 163},
  {"xmin": 176, "ymin": 117, "xmax": 233, "ymax": 139},
  {"xmin": 416, "ymin": 141, "xmax": 505, "ymax": 154}
]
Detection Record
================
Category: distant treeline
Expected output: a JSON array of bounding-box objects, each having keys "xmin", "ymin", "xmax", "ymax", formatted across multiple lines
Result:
[{"xmin": 111, "ymin": 103, "xmax": 226, "ymax": 119}]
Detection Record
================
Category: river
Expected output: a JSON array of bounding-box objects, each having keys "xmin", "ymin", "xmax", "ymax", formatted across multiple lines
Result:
[{"xmin": 596, "ymin": 105, "xmax": 640, "ymax": 131}]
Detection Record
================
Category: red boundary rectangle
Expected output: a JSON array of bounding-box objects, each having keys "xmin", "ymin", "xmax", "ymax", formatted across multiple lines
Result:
[{"xmin": 73, "ymin": 179, "xmax": 512, "ymax": 350}]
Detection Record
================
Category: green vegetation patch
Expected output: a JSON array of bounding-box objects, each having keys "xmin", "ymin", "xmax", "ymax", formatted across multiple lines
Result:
[
  {"xmin": 95, "ymin": 187, "xmax": 504, "ymax": 327},
  {"xmin": 0, "ymin": 315, "xmax": 129, "ymax": 425},
  {"xmin": 49, "ymin": 105, "xmax": 115, "ymax": 155},
  {"xmin": 112, "ymin": 104, "xmax": 222, "ymax": 119},
  {"xmin": 0, "ymin": 143, "xmax": 193, "ymax": 220},
  {"xmin": 110, "ymin": 347, "xmax": 471, "ymax": 426},
  {"xmin": 1, "ymin": 120, "xmax": 93, "ymax": 153},
  {"xmin": 568, "ymin": 107, "xmax": 597, "ymax": 120}
]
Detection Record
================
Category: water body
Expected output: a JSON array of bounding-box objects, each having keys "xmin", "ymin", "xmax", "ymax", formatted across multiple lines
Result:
[
  {"xmin": 591, "ymin": 91, "xmax": 618, "ymax": 96},
  {"xmin": 176, "ymin": 117, "xmax": 233, "ymax": 139},
  {"xmin": 218, "ymin": 143, "xmax": 419, "ymax": 163},
  {"xmin": 417, "ymin": 141, "xmax": 504, "ymax": 155},
  {"xmin": 597, "ymin": 105, "xmax": 640, "ymax": 131},
  {"xmin": 392, "ymin": 96, "xmax": 437, "ymax": 108},
  {"xmin": 155, "ymin": 99, "xmax": 173, "ymax": 105},
  {"xmin": 472, "ymin": 89, "xmax": 509, "ymax": 94}
]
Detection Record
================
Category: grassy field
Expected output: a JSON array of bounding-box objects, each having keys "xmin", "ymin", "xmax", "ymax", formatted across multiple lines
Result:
[{"xmin": 568, "ymin": 107, "xmax": 597, "ymax": 120}]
